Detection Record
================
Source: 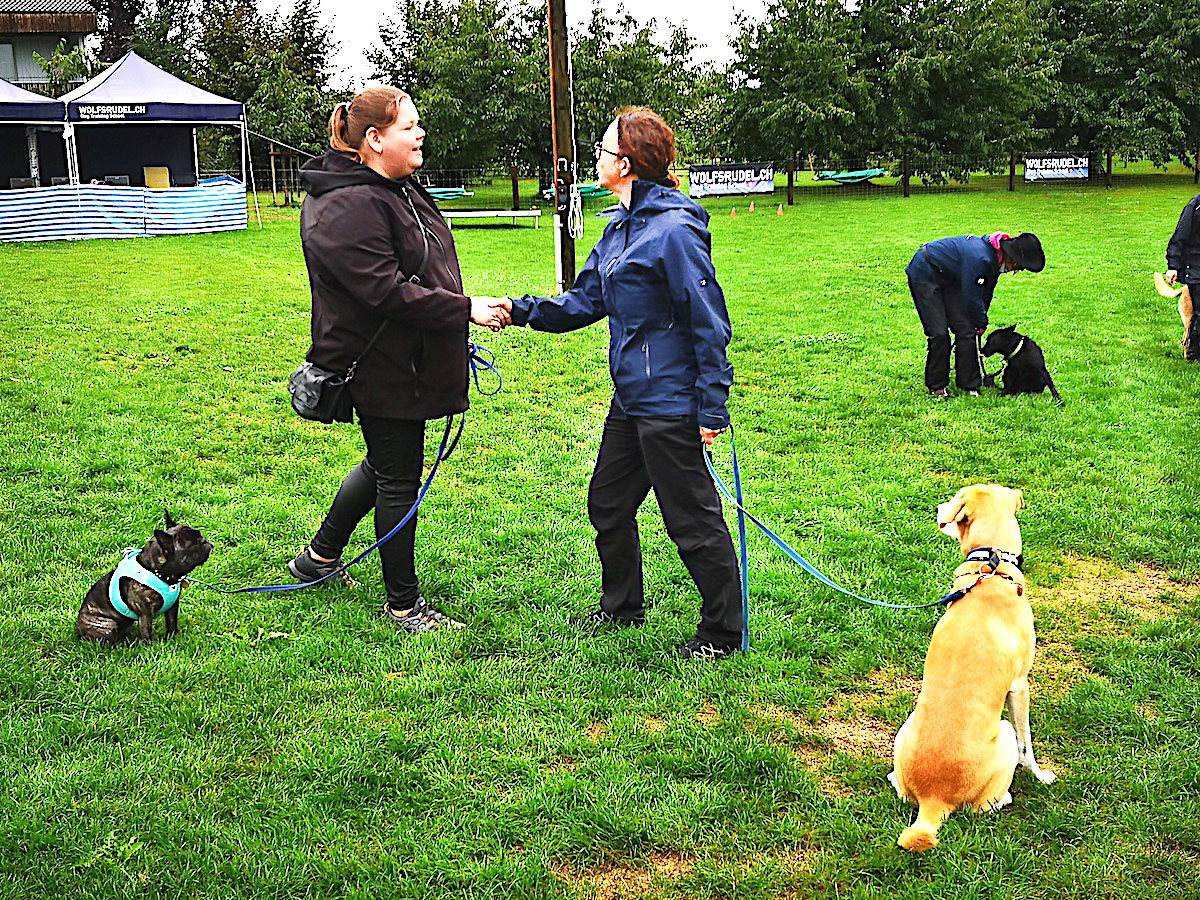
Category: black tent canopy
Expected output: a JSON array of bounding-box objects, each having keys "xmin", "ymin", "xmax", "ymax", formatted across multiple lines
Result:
[
  {"xmin": 59, "ymin": 51, "xmax": 247, "ymax": 187},
  {"xmin": 0, "ymin": 76, "xmax": 67, "ymax": 187}
]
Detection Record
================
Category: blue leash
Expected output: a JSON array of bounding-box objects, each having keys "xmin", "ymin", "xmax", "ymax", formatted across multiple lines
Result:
[
  {"xmin": 705, "ymin": 428, "xmax": 954, "ymax": 616},
  {"xmin": 186, "ymin": 344, "xmax": 498, "ymax": 596}
]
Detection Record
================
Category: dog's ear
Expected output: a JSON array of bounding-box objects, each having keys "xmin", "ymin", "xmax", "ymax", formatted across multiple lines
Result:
[
  {"xmin": 164, "ymin": 508, "xmax": 177, "ymax": 529},
  {"xmin": 153, "ymin": 529, "xmax": 175, "ymax": 554},
  {"xmin": 1012, "ymin": 489, "xmax": 1025, "ymax": 513},
  {"xmin": 936, "ymin": 489, "xmax": 971, "ymax": 539}
]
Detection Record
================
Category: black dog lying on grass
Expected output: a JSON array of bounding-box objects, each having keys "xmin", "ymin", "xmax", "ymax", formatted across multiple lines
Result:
[
  {"xmin": 76, "ymin": 510, "xmax": 212, "ymax": 643},
  {"xmin": 981, "ymin": 325, "xmax": 1063, "ymax": 404}
]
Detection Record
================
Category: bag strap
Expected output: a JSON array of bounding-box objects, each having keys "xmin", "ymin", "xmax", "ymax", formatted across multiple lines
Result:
[{"xmin": 345, "ymin": 185, "xmax": 432, "ymax": 383}]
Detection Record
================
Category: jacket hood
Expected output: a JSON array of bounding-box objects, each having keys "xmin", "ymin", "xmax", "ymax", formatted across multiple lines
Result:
[
  {"xmin": 621, "ymin": 178, "xmax": 710, "ymax": 227},
  {"xmin": 300, "ymin": 150, "xmax": 411, "ymax": 197}
]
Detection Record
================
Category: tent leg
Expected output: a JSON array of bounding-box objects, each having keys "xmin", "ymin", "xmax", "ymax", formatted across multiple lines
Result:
[{"xmin": 242, "ymin": 120, "xmax": 262, "ymax": 229}]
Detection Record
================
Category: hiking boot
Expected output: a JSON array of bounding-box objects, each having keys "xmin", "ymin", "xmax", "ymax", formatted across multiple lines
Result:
[
  {"xmin": 930, "ymin": 388, "xmax": 948, "ymax": 399},
  {"xmin": 677, "ymin": 637, "xmax": 739, "ymax": 661},
  {"xmin": 289, "ymin": 546, "xmax": 353, "ymax": 586},
  {"xmin": 383, "ymin": 597, "xmax": 465, "ymax": 633},
  {"xmin": 568, "ymin": 606, "xmax": 645, "ymax": 628}
]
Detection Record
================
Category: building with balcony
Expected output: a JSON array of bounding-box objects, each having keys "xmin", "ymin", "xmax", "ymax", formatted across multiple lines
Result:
[{"xmin": 0, "ymin": 0, "xmax": 97, "ymax": 95}]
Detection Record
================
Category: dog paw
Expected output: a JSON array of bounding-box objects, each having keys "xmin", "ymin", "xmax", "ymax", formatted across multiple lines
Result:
[
  {"xmin": 887, "ymin": 771, "xmax": 899, "ymax": 792},
  {"xmin": 1033, "ymin": 767, "xmax": 1057, "ymax": 784}
]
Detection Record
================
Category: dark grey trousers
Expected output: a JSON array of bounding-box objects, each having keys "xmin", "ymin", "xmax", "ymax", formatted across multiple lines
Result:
[
  {"xmin": 587, "ymin": 399, "xmax": 743, "ymax": 646},
  {"xmin": 909, "ymin": 276, "xmax": 982, "ymax": 391}
]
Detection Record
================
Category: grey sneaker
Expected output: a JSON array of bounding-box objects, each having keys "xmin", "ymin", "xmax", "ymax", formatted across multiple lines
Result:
[
  {"xmin": 383, "ymin": 598, "xmax": 465, "ymax": 632},
  {"xmin": 966, "ymin": 390, "xmax": 980, "ymax": 397},
  {"xmin": 568, "ymin": 606, "xmax": 645, "ymax": 628},
  {"xmin": 289, "ymin": 546, "xmax": 353, "ymax": 586}
]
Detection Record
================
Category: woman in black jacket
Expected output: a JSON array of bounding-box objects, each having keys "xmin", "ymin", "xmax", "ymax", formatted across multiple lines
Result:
[
  {"xmin": 1165, "ymin": 192, "xmax": 1200, "ymax": 361},
  {"xmin": 291, "ymin": 86, "xmax": 510, "ymax": 631}
]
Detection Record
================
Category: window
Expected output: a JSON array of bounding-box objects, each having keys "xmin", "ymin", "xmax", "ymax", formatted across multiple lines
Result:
[{"xmin": 0, "ymin": 44, "xmax": 16, "ymax": 82}]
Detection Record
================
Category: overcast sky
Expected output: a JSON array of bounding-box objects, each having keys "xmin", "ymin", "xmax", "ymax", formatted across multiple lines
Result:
[{"xmin": 308, "ymin": 0, "xmax": 756, "ymax": 89}]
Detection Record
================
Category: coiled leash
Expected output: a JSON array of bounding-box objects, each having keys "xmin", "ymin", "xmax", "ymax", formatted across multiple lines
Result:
[
  {"xmin": 704, "ymin": 427, "xmax": 966, "ymax": 650},
  {"xmin": 185, "ymin": 343, "xmax": 500, "ymax": 596}
]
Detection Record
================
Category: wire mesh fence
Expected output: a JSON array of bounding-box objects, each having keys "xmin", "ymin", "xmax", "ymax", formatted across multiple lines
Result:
[{"xmin": 210, "ymin": 149, "xmax": 1200, "ymax": 218}]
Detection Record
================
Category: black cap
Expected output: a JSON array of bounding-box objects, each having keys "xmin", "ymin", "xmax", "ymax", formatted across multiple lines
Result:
[{"xmin": 1000, "ymin": 232, "xmax": 1045, "ymax": 272}]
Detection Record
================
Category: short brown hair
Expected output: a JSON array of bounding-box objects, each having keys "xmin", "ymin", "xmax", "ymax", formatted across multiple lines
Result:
[
  {"xmin": 328, "ymin": 86, "xmax": 411, "ymax": 163},
  {"xmin": 616, "ymin": 107, "xmax": 678, "ymax": 188}
]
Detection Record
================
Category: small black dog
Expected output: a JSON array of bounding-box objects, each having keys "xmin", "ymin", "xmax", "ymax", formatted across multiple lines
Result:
[
  {"xmin": 76, "ymin": 510, "xmax": 213, "ymax": 643},
  {"xmin": 981, "ymin": 325, "xmax": 1063, "ymax": 404}
]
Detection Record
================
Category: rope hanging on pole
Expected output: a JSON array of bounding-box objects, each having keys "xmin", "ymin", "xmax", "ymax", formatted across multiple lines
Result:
[{"xmin": 568, "ymin": 178, "xmax": 584, "ymax": 239}]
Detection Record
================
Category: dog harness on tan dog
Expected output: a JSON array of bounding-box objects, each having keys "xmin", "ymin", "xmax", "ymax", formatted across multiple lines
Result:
[
  {"xmin": 940, "ymin": 547, "xmax": 1023, "ymax": 605},
  {"xmin": 108, "ymin": 547, "xmax": 182, "ymax": 620}
]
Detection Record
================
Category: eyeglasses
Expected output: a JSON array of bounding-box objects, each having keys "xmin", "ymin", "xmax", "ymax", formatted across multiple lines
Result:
[{"xmin": 593, "ymin": 141, "xmax": 622, "ymax": 161}]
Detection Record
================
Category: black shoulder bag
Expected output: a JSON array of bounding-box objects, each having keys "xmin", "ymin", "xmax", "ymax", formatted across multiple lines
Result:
[{"xmin": 289, "ymin": 186, "xmax": 431, "ymax": 424}]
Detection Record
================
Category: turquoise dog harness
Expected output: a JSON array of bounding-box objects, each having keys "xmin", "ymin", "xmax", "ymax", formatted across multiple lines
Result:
[{"xmin": 108, "ymin": 547, "xmax": 182, "ymax": 619}]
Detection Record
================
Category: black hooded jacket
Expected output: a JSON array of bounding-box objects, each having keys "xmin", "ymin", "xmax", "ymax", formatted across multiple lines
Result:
[
  {"xmin": 1167, "ymin": 192, "xmax": 1200, "ymax": 284},
  {"xmin": 299, "ymin": 151, "xmax": 471, "ymax": 420}
]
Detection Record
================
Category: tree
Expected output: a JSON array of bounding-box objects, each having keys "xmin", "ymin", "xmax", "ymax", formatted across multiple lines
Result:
[
  {"xmin": 91, "ymin": 0, "xmax": 144, "ymax": 62},
  {"xmin": 247, "ymin": 46, "xmax": 332, "ymax": 156},
  {"xmin": 1038, "ymin": 0, "xmax": 1200, "ymax": 167},
  {"xmin": 132, "ymin": 0, "xmax": 197, "ymax": 78},
  {"xmin": 370, "ymin": 0, "xmax": 544, "ymax": 170},
  {"xmin": 33, "ymin": 40, "xmax": 99, "ymax": 95},
  {"xmin": 281, "ymin": 0, "xmax": 338, "ymax": 90},
  {"xmin": 858, "ymin": 0, "xmax": 1052, "ymax": 181},
  {"xmin": 727, "ymin": 0, "xmax": 872, "ymax": 167}
]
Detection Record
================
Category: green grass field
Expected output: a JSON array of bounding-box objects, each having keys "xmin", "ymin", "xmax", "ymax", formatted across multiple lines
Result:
[{"xmin": 1, "ymin": 181, "xmax": 1198, "ymax": 899}]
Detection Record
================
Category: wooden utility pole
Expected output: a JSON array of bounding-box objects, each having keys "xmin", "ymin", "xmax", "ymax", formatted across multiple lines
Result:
[{"xmin": 547, "ymin": 0, "xmax": 576, "ymax": 292}]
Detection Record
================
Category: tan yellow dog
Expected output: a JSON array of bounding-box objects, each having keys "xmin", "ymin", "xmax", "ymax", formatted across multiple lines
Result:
[
  {"xmin": 889, "ymin": 484, "xmax": 1056, "ymax": 852},
  {"xmin": 1154, "ymin": 272, "xmax": 1193, "ymax": 356}
]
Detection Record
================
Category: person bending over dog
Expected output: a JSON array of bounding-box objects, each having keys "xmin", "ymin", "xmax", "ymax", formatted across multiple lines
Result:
[
  {"xmin": 1165, "ymin": 192, "xmax": 1200, "ymax": 361},
  {"xmin": 290, "ymin": 87, "xmax": 511, "ymax": 632},
  {"xmin": 906, "ymin": 232, "xmax": 1045, "ymax": 397},
  {"xmin": 502, "ymin": 108, "xmax": 744, "ymax": 661}
]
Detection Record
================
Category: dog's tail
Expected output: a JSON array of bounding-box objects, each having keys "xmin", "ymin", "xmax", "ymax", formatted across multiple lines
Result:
[
  {"xmin": 898, "ymin": 798, "xmax": 954, "ymax": 853},
  {"xmin": 1042, "ymin": 367, "xmax": 1063, "ymax": 405},
  {"xmin": 1042, "ymin": 367, "xmax": 1064, "ymax": 406},
  {"xmin": 1154, "ymin": 271, "xmax": 1185, "ymax": 299}
]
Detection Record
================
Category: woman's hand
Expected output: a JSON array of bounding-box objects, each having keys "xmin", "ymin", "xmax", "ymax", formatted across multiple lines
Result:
[
  {"xmin": 1166, "ymin": 269, "xmax": 1179, "ymax": 286},
  {"xmin": 700, "ymin": 427, "xmax": 724, "ymax": 447},
  {"xmin": 470, "ymin": 297, "xmax": 513, "ymax": 332}
]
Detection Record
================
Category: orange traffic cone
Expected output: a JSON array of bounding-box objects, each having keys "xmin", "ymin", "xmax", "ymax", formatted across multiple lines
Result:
[
  {"xmin": 748, "ymin": 200, "xmax": 756, "ymax": 212},
  {"xmin": 777, "ymin": 204, "xmax": 784, "ymax": 215},
  {"xmin": 730, "ymin": 207, "xmax": 737, "ymax": 219}
]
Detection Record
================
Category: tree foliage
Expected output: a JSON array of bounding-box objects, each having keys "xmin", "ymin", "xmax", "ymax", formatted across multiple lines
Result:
[{"xmin": 370, "ymin": 0, "xmax": 544, "ymax": 170}]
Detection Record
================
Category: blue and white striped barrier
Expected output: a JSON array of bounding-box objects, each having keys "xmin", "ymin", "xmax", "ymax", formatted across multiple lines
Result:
[{"xmin": 0, "ymin": 176, "xmax": 247, "ymax": 242}]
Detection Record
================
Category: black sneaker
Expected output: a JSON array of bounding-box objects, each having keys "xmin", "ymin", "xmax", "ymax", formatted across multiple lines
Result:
[
  {"xmin": 677, "ymin": 637, "xmax": 739, "ymax": 661},
  {"xmin": 383, "ymin": 597, "xmax": 465, "ymax": 633},
  {"xmin": 289, "ymin": 546, "xmax": 353, "ymax": 586},
  {"xmin": 568, "ymin": 607, "xmax": 645, "ymax": 628}
]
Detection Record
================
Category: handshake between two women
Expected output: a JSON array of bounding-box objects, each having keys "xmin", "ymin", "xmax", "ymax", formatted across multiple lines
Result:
[{"xmin": 469, "ymin": 297, "xmax": 515, "ymax": 333}]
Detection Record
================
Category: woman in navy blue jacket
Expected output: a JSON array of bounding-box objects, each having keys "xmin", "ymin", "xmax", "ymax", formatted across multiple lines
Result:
[
  {"xmin": 906, "ymin": 232, "xmax": 1044, "ymax": 397},
  {"xmin": 507, "ymin": 108, "xmax": 742, "ymax": 660}
]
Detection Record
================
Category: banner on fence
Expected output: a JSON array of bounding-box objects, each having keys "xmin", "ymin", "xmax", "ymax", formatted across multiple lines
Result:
[
  {"xmin": 688, "ymin": 163, "xmax": 775, "ymax": 198},
  {"xmin": 1024, "ymin": 153, "xmax": 1089, "ymax": 182}
]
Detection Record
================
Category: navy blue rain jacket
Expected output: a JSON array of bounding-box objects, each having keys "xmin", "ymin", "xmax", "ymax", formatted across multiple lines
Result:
[
  {"xmin": 509, "ymin": 180, "xmax": 734, "ymax": 428},
  {"xmin": 905, "ymin": 234, "xmax": 1001, "ymax": 329}
]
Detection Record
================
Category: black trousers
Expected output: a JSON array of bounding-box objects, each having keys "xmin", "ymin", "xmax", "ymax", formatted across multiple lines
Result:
[
  {"xmin": 588, "ymin": 399, "xmax": 743, "ymax": 646},
  {"xmin": 1185, "ymin": 282, "xmax": 1200, "ymax": 361},
  {"xmin": 909, "ymin": 276, "xmax": 982, "ymax": 391},
  {"xmin": 310, "ymin": 416, "xmax": 425, "ymax": 607}
]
